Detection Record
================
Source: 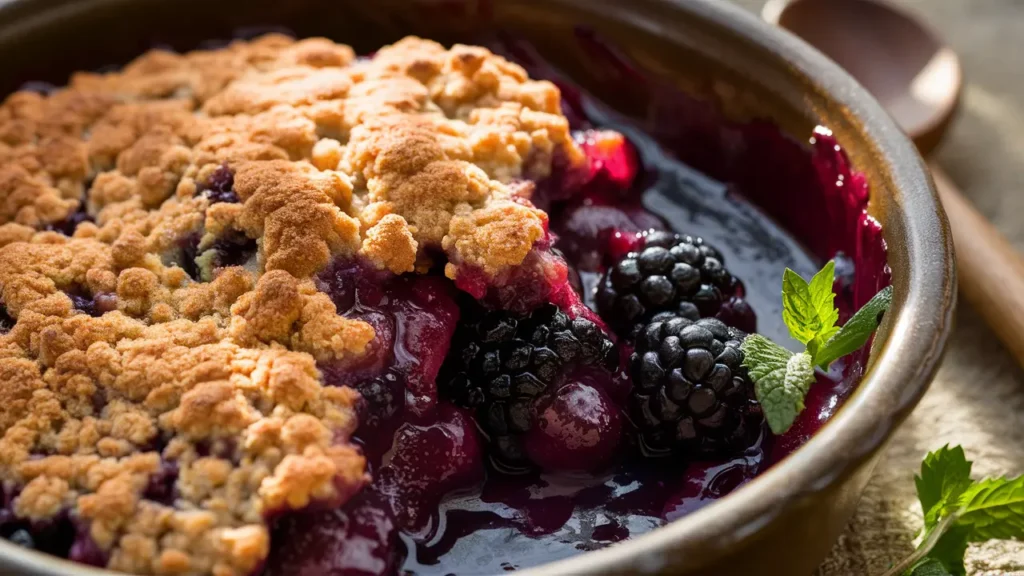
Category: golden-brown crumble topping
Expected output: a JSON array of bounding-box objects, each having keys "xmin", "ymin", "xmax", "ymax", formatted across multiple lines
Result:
[{"xmin": 0, "ymin": 33, "xmax": 581, "ymax": 575}]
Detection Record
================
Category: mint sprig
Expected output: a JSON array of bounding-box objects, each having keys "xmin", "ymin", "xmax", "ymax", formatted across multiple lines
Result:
[
  {"xmin": 741, "ymin": 261, "xmax": 893, "ymax": 434},
  {"xmin": 881, "ymin": 445, "xmax": 1024, "ymax": 576}
]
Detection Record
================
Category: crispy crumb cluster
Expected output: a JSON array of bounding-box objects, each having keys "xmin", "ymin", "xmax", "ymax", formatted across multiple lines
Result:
[{"xmin": 0, "ymin": 34, "xmax": 580, "ymax": 575}]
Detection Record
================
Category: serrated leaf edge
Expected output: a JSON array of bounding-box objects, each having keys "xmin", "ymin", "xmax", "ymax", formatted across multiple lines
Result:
[
  {"xmin": 807, "ymin": 261, "xmax": 840, "ymax": 356},
  {"xmin": 740, "ymin": 334, "xmax": 792, "ymax": 381},
  {"xmin": 742, "ymin": 335, "xmax": 814, "ymax": 434},
  {"xmin": 955, "ymin": 475, "xmax": 1024, "ymax": 541},
  {"xmin": 915, "ymin": 445, "xmax": 973, "ymax": 529},
  {"xmin": 781, "ymin": 268, "xmax": 819, "ymax": 345}
]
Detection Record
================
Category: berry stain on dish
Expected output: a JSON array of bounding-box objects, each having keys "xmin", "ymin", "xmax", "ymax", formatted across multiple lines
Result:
[{"xmin": 0, "ymin": 30, "xmax": 889, "ymax": 576}]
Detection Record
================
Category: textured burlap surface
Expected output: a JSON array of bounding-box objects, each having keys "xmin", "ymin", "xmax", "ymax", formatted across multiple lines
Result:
[{"xmin": 726, "ymin": 1, "xmax": 1024, "ymax": 573}]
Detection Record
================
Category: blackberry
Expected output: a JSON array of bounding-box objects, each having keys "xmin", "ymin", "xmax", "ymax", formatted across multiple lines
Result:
[
  {"xmin": 440, "ymin": 303, "xmax": 617, "ymax": 467},
  {"xmin": 628, "ymin": 313, "xmax": 763, "ymax": 458},
  {"xmin": 597, "ymin": 231, "xmax": 738, "ymax": 334},
  {"xmin": 170, "ymin": 229, "xmax": 257, "ymax": 282},
  {"xmin": 17, "ymin": 81, "xmax": 57, "ymax": 96}
]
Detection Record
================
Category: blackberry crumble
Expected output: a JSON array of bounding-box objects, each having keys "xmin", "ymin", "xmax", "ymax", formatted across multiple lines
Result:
[{"xmin": 0, "ymin": 33, "xmax": 889, "ymax": 576}]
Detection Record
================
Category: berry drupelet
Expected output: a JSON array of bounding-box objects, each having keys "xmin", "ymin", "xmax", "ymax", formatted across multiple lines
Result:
[
  {"xmin": 440, "ymin": 303, "xmax": 617, "ymax": 468},
  {"xmin": 597, "ymin": 231, "xmax": 739, "ymax": 334},
  {"xmin": 629, "ymin": 312, "xmax": 764, "ymax": 458}
]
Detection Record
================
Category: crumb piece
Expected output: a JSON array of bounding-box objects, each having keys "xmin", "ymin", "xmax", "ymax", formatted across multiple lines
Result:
[
  {"xmin": 443, "ymin": 199, "xmax": 547, "ymax": 276},
  {"xmin": 229, "ymin": 270, "xmax": 374, "ymax": 362},
  {"xmin": 360, "ymin": 214, "xmax": 418, "ymax": 273},
  {"xmin": 234, "ymin": 160, "xmax": 360, "ymax": 277}
]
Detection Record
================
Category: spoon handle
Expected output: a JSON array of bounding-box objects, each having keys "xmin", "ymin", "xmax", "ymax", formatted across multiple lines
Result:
[{"xmin": 931, "ymin": 164, "xmax": 1024, "ymax": 364}]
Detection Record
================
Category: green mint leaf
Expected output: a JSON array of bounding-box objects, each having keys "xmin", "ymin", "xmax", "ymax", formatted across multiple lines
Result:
[
  {"xmin": 916, "ymin": 445, "xmax": 973, "ymax": 529},
  {"xmin": 894, "ymin": 447, "xmax": 1015, "ymax": 576},
  {"xmin": 781, "ymin": 268, "xmax": 819, "ymax": 345},
  {"xmin": 909, "ymin": 558, "xmax": 954, "ymax": 576},
  {"xmin": 806, "ymin": 260, "xmax": 840, "ymax": 357},
  {"xmin": 895, "ymin": 517, "xmax": 969, "ymax": 576},
  {"xmin": 894, "ymin": 511, "xmax": 970, "ymax": 576},
  {"xmin": 917, "ymin": 525, "xmax": 969, "ymax": 576},
  {"xmin": 740, "ymin": 333, "xmax": 792, "ymax": 381},
  {"xmin": 741, "ymin": 334, "xmax": 815, "ymax": 434},
  {"xmin": 955, "ymin": 475, "xmax": 1024, "ymax": 541},
  {"xmin": 781, "ymin": 263, "xmax": 840, "ymax": 361},
  {"xmin": 814, "ymin": 285, "xmax": 894, "ymax": 369}
]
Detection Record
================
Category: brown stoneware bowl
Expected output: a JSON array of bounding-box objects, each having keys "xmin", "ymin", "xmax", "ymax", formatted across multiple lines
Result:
[{"xmin": 0, "ymin": 0, "xmax": 955, "ymax": 574}]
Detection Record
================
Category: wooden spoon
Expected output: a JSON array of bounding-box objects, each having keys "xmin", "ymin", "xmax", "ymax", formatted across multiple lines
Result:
[{"xmin": 764, "ymin": 0, "xmax": 1024, "ymax": 366}]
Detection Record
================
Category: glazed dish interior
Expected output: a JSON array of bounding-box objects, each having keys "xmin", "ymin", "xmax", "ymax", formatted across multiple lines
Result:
[{"xmin": 0, "ymin": 1, "xmax": 897, "ymax": 575}]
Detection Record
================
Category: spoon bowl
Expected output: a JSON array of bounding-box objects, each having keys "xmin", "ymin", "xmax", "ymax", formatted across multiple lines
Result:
[{"xmin": 763, "ymin": 0, "xmax": 962, "ymax": 155}]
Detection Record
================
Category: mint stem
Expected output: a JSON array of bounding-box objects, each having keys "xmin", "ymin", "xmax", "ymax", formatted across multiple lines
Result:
[
  {"xmin": 814, "ymin": 285, "xmax": 893, "ymax": 369},
  {"xmin": 880, "ymin": 510, "xmax": 962, "ymax": 576}
]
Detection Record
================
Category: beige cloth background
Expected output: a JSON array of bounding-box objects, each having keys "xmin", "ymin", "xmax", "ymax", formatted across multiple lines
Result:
[{"xmin": 726, "ymin": 1, "xmax": 1024, "ymax": 574}]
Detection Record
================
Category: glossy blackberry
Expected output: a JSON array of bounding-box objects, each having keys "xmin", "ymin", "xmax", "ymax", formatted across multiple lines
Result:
[
  {"xmin": 17, "ymin": 81, "xmax": 57, "ymax": 95},
  {"xmin": 629, "ymin": 313, "xmax": 763, "ymax": 458},
  {"xmin": 440, "ymin": 303, "xmax": 617, "ymax": 467},
  {"xmin": 596, "ymin": 231, "xmax": 738, "ymax": 334},
  {"xmin": 12, "ymin": 511, "xmax": 75, "ymax": 559}
]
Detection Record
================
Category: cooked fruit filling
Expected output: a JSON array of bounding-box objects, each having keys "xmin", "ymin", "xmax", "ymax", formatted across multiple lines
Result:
[
  {"xmin": 197, "ymin": 164, "xmax": 240, "ymax": 205},
  {"xmin": 0, "ymin": 32, "xmax": 889, "ymax": 576}
]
